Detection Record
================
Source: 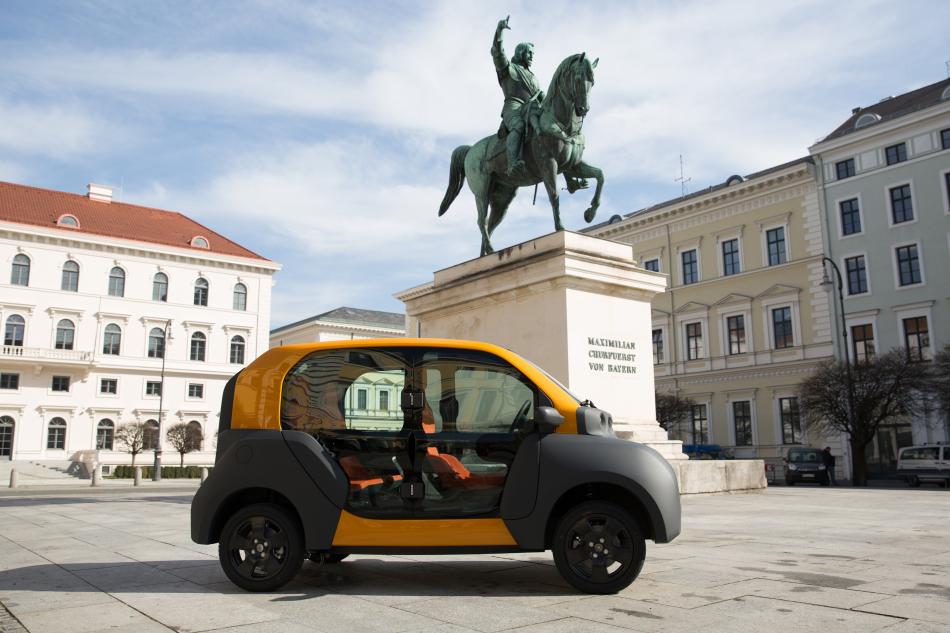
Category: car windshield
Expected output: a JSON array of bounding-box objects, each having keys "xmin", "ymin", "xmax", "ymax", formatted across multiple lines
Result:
[
  {"xmin": 788, "ymin": 450, "xmax": 822, "ymax": 463},
  {"xmin": 524, "ymin": 360, "xmax": 582, "ymax": 404}
]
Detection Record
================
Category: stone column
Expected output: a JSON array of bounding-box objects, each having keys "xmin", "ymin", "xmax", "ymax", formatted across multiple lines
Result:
[{"xmin": 396, "ymin": 231, "xmax": 685, "ymax": 460}]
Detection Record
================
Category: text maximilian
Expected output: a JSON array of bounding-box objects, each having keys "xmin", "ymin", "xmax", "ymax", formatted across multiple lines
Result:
[{"xmin": 587, "ymin": 337, "xmax": 636, "ymax": 350}]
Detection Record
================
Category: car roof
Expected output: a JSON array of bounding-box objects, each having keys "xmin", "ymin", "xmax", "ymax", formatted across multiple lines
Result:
[{"xmin": 273, "ymin": 337, "xmax": 514, "ymax": 355}]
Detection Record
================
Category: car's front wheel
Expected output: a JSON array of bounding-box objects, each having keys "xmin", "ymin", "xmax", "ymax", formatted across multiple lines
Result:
[
  {"xmin": 552, "ymin": 500, "xmax": 646, "ymax": 594},
  {"xmin": 219, "ymin": 503, "xmax": 304, "ymax": 592}
]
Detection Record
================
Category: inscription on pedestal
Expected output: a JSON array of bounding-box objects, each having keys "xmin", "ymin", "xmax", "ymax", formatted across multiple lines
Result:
[{"xmin": 586, "ymin": 337, "xmax": 638, "ymax": 374}]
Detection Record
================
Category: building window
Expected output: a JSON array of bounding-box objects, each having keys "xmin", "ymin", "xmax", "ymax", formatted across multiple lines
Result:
[
  {"xmin": 143, "ymin": 420, "xmax": 159, "ymax": 450},
  {"xmin": 895, "ymin": 245, "xmax": 921, "ymax": 286},
  {"xmin": 47, "ymin": 417, "xmax": 66, "ymax": 450},
  {"xmin": 689, "ymin": 404, "xmax": 708, "ymax": 445},
  {"xmin": 96, "ymin": 419, "xmax": 115, "ymax": 450},
  {"xmin": 102, "ymin": 324, "xmax": 121, "ymax": 355},
  {"xmin": 722, "ymin": 239, "xmax": 740, "ymax": 276},
  {"xmin": 190, "ymin": 332, "xmax": 207, "ymax": 361},
  {"xmin": 732, "ymin": 401, "xmax": 753, "ymax": 446},
  {"xmin": 851, "ymin": 324, "xmax": 875, "ymax": 362},
  {"xmin": 188, "ymin": 383, "xmax": 204, "ymax": 399},
  {"xmin": 903, "ymin": 317, "xmax": 931, "ymax": 362},
  {"xmin": 229, "ymin": 335, "xmax": 246, "ymax": 364},
  {"xmin": 772, "ymin": 307, "xmax": 793, "ymax": 349},
  {"xmin": 10, "ymin": 254, "xmax": 30, "ymax": 286},
  {"xmin": 61, "ymin": 260, "xmax": 79, "ymax": 292},
  {"xmin": 946, "ymin": 172, "xmax": 950, "ymax": 210},
  {"xmin": 147, "ymin": 327, "xmax": 165, "ymax": 358},
  {"xmin": 766, "ymin": 227, "xmax": 786, "ymax": 266},
  {"xmin": 194, "ymin": 278, "xmax": 209, "ymax": 306},
  {"xmin": 840, "ymin": 199, "xmax": 861, "ymax": 235},
  {"xmin": 652, "ymin": 329, "xmax": 664, "ymax": 364},
  {"xmin": 845, "ymin": 255, "xmax": 868, "ymax": 295},
  {"xmin": 108, "ymin": 267, "xmax": 125, "ymax": 297},
  {"xmin": 233, "ymin": 283, "xmax": 248, "ymax": 311},
  {"xmin": 643, "ymin": 258, "xmax": 660, "ymax": 273},
  {"xmin": 100, "ymin": 378, "xmax": 117, "ymax": 394},
  {"xmin": 942, "ymin": 128, "xmax": 950, "ymax": 150},
  {"xmin": 57, "ymin": 214, "xmax": 79, "ymax": 228},
  {"xmin": 885, "ymin": 142, "xmax": 907, "ymax": 165},
  {"xmin": 52, "ymin": 375, "xmax": 70, "ymax": 392},
  {"xmin": 187, "ymin": 420, "xmax": 203, "ymax": 451},
  {"xmin": 0, "ymin": 373, "xmax": 19, "ymax": 390},
  {"xmin": 890, "ymin": 185, "xmax": 914, "ymax": 224},
  {"xmin": 379, "ymin": 390, "xmax": 390, "ymax": 411},
  {"xmin": 191, "ymin": 236, "xmax": 210, "ymax": 249},
  {"xmin": 55, "ymin": 319, "xmax": 75, "ymax": 350},
  {"xmin": 727, "ymin": 315, "xmax": 746, "ymax": 355},
  {"xmin": 681, "ymin": 249, "xmax": 698, "ymax": 285},
  {"xmin": 780, "ymin": 397, "xmax": 802, "ymax": 444},
  {"xmin": 145, "ymin": 381, "xmax": 162, "ymax": 396},
  {"xmin": 685, "ymin": 322, "xmax": 704, "ymax": 360},
  {"xmin": 4, "ymin": 315, "xmax": 25, "ymax": 347},
  {"xmin": 835, "ymin": 158, "xmax": 855, "ymax": 180},
  {"xmin": 356, "ymin": 388, "xmax": 367, "ymax": 410},
  {"xmin": 152, "ymin": 272, "xmax": 168, "ymax": 302}
]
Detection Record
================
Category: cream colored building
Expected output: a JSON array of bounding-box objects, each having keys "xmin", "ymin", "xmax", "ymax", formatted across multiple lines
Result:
[{"xmin": 589, "ymin": 158, "xmax": 838, "ymax": 467}]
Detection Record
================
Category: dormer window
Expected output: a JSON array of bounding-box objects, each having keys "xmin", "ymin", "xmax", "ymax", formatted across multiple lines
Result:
[
  {"xmin": 854, "ymin": 113, "xmax": 881, "ymax": 129},
  {"xmin": 57, "ymin": 214, "xmax": 80, "ymax": 228},
  {"xmin": 190, "ymin": 236, "xmax": 210, "ymax": 249}
]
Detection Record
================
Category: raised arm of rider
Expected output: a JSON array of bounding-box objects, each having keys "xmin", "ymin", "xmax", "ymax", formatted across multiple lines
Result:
[{"xmin": 492, "ymin": 18, "xmax": 510, "ymax": 75}]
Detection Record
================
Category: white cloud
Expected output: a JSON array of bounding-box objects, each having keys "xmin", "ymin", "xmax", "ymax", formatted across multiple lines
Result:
[{"xmin": 0, "ymin": 98, "xmax": 116, "ymax": 158}]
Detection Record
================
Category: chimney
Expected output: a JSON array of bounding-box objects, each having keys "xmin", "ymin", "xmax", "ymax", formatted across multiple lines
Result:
[
  {"xmin": 851, "ymin": 107, "xmax": 861, "ymax": 114},
  {"xmin": 87, "ymin": 183, "xmax": 113, "ymax": 203}
]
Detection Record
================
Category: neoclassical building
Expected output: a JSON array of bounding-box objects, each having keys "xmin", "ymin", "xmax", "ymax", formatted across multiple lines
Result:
[
  {"xmin": 0, "ymin": 181, "xmax": 279, "ymax": 468},
  {"xmin": 588, "ymin": 158, "xmax": 838, "ymax": 468}
]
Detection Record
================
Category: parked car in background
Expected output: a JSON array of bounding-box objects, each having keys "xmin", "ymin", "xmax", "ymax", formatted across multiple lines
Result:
[
  {"xmin": 784, "ymin": 447, "xmax": 829, "ymax": 486},
  {"xmin": 897, "ymin": 445, "xmax": 949, "ymax": 487}
]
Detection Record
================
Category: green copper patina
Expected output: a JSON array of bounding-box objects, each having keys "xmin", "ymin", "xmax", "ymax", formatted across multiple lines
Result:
[{"xmin": 439, "ymin": 16, "xmax": 604, "ymax": 256}]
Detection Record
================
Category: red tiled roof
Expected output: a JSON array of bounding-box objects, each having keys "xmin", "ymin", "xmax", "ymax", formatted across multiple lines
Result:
[{"xmin": 0, "ymin": 181, "xmax": 270, "ymax": 261}]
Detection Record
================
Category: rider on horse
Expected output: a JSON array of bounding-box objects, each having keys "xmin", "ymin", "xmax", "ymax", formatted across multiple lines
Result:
[{"xmin": 492, "ymin": 16, "xmax": 544, "ymax": 176}]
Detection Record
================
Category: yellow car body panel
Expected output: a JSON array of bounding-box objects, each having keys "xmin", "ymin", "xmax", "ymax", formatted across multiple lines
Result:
[{"xmin": 331, "ymin": 511, "xmax": 518, "ymax": 547}]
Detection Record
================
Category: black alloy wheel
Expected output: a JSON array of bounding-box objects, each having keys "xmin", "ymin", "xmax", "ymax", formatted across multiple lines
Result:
[
  {"xmin": 552, "ymin": 500, "xmax": 646, "ymax": 594},
  {"xmin": 219, "ymin": 503, "xmax": 304, "ymax": 592}
]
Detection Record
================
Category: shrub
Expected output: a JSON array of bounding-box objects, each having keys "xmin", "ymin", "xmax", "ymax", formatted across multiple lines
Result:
[{"xmin": 110, "ymin": 465, "xmax": 212, "ymax": 479}]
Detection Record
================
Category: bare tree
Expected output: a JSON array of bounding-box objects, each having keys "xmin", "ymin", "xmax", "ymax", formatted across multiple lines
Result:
[
  {"xmin": 799, "ymin": 349, "xmax": 929, "ymax": 486},
  {"xmin": 655, "ymin": 392, "xmax": 695, "ymax": 438},
  {"xmin": 115, "ymin": 422, "xmax": 148, "ymax": 467},
  {"xmin": 166, "ymin": 423, "xmax": 203, "ymax": 468}
]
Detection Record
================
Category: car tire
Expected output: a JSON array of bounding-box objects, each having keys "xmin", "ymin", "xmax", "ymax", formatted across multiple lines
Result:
[
  {"xmin": 219, "ymin": 503, "xmax": 305, "ymax": 592},
  {"xmin": 308, "ymin": 552, "xmax": 349, "ymax": 564},
  {"xmin": 552, "ymin": 500, "xmax": 646, "ymax": 595}
]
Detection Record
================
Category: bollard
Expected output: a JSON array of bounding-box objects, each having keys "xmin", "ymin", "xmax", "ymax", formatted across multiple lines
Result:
[
  {"xmin": 200, "ymin": 467, "xmax": 208, "ymax": 484},
  {"xmin": 134, "ymin": 466, "xmax": 142, "ymax": 486},
  {"xmin": 9, "ymin": 469, "xmax": 17, "ymax": 489},
  {"xmin": 91, "ymin": 465, "xmax": 101, "ymax": 487}
]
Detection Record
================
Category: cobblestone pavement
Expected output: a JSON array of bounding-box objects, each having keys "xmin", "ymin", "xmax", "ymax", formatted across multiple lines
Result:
[{"xmin": 0, "ymin": 487, "xmax": 948, "ymax": 632}]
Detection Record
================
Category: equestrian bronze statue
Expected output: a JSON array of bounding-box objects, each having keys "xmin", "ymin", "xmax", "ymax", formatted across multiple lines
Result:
[{"xmin": 439, "ymin": 16, "xmax": 604, "ymax": 256}]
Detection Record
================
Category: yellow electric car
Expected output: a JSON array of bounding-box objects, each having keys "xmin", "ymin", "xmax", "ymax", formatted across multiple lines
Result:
[{"xmin": 191, "ymin": 339, "xmax": 680, "ymax": 594}]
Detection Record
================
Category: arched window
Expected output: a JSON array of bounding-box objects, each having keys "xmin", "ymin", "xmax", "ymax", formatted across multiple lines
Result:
[
  {"xmin": 55, "ymin": 319, "xmax": 75, "ymax": 350},
  {"xmin": 0, "ymin": 416, "xmax": 14, "ymax": 458},
  {"xmin": 61, "ymin": 260, "xmax": 79, "ymax": 292},
  {"xmin": 148, "ymin": 327, "xmax": 165, "ymax": 358},
  {"xmin": 229, "ymin": 335, "xmax": 245, "ymax": 364},
  {"xmin": 143, "ymin": 419, "xmax": 160, "ymax": 450},
  {"xmin": 194, "ymin": 278, "xmax": 209, "ymax": 306},
  {"xmin": 233, "ymin": 283, "xmax": 247, "ymax": 311},
  {"xmin": 4, "ymin": 315, "xmax": 25, "ymax": 347},
  {"xmin": 96, "ymin": 419, "xmax": 114, "ymax": 450},
  {"xmin": 190, "ymin": 236, "xmax": 209, "ymax": 249},
  {"xmin": 57, "ymin": 214, "xmax": 80, "ymax": 228},
  {"xmin": 103, "ymin": 324, "xmax": 121, "ymax": 355},
  {"xmin": 10, "ymin": 254, "xmax": 30, "ymax": 286},
  {"xmin": 47, "ymin": 417, "xmax": 66, "ymax": 450},
  {"xmin": 187, "ymin": 420, "xmax": 203, "ymax": 451},
  {"xmin": 152, "ymin": 272, "xmax": 168, "ymax": 302},
  {"xmin": 108, "ymin": 267, "xmax": 125, "ymax": 297},
  {"xmin": 190, "ymin": 332, "xmax": 206, "ymax": 361}
]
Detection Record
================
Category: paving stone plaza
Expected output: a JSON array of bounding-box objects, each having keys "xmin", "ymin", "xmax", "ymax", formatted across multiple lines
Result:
[{"xmin": 0, "ymin": 486, "xmax": 946, "ymax": 633}]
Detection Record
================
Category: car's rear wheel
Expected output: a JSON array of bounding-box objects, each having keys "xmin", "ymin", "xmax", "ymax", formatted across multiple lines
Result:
[
  {"xmin": 219, "ymin": 503, "xmax": 304, "ymax": 592},
  {"xmin": 552, "ymin": 500, "xmax": 645, "ymax": 594}
]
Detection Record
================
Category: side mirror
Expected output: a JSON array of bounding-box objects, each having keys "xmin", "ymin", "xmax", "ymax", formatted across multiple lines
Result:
[{"xmin": 535, "ymin": 406, "xmax": 565, "ymax": 433}]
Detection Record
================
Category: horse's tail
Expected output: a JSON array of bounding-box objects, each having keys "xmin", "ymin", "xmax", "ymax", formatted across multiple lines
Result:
[{"xmin": 438, "ymin": 144, "xmax": 471, "ymax": 217}]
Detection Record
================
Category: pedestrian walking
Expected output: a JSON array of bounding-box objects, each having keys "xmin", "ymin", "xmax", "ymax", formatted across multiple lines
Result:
[{"xmin": 823, "ymin": 447, "xmax": 837, "ymax": 486}]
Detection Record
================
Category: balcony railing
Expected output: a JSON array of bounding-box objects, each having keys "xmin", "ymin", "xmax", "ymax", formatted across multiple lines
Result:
[{"xmin": 1, "ymin": 345, "xmax": 93, "ymax": 362}]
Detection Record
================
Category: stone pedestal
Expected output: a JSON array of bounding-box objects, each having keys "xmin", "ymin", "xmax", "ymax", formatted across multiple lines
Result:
[{"xmin": 396, "ymin": 231, "xmax": 685, "ymax": 461}]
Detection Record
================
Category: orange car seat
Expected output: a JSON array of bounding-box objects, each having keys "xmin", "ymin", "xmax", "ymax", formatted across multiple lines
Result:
[{"xmin": 421, "ymin": 405, "xmax": 506, "ymax": 490}]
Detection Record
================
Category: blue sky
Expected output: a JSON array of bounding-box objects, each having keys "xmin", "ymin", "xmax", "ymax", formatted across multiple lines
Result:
[{"xmin": 2, "ymin": 0, "xmax": 948, "ymax": 328}]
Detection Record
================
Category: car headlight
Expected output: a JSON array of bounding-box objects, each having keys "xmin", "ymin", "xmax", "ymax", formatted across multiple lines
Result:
[
  {"xmin": 788, "ymin": 464, "xmax": 797, "ymax": 471},
  {"xmin": 818, "ymin": 464, "xmax": 827, "ymax": 470}
]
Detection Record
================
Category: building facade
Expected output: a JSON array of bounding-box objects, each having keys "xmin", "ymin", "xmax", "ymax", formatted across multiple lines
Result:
[
  {"xmin": 809, "ymin": 78, "xmax": 950, "ymax": 470},
  {"xmin": 589, "ymin": 159, "xmax": 838, "ymax": 468},
  {"xmin": 0, "ymin": 181, "xmax": 279, "ymax": 467}
]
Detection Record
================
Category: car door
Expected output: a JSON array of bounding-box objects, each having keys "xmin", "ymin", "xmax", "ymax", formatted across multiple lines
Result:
[{"xmin": 411, "ymin": 347, "xmax": 544, "ymax": 518}]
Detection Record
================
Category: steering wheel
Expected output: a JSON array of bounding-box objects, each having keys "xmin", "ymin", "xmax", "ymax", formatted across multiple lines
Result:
[{"xmin": 508, "ymin": 400, "xmax": 532, "ymax": 433}]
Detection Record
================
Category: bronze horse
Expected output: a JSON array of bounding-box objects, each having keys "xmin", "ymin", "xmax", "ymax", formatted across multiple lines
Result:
[{"xmin": 439, "ymin": 53, "xmax": 604, "ymax": 256}]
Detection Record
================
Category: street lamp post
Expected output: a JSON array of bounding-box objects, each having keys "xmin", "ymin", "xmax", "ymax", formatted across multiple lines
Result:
[
  {"xmin": 820, "ymin": 257, "xmax": 856, "ymax": 481},
  {"xmin": 152, "ymin": 320, "xmax": 172, "ymax": 482}
]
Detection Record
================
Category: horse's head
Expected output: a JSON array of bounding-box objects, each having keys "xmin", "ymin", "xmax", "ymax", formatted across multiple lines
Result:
[{"xmin": 546, "ymin": 53, "xmax": 598, "ymax": 122}]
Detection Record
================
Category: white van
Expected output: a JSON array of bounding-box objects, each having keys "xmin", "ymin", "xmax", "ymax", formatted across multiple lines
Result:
[{"xmin": 897, "ymin": 445, "xmax": 949, "ymax": 487}]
